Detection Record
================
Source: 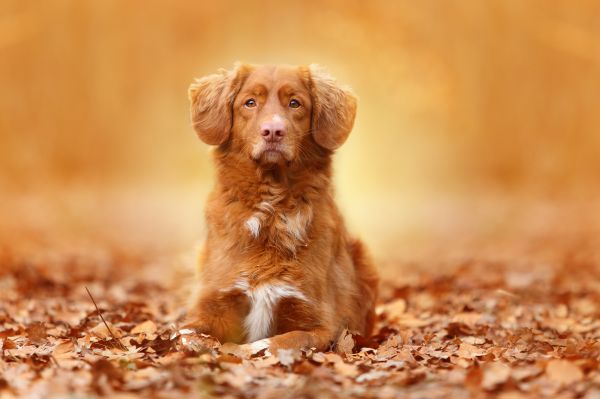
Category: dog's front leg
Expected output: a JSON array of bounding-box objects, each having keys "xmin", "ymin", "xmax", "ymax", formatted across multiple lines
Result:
[{"xmin": 185, "ymin": 291, "xmax": 249, "ymax": 344}]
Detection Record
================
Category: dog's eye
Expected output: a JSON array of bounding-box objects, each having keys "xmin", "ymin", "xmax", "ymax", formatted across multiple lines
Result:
[
  {"xmin": 289, "ymin": 99, "xmax": 301, "ymax": 109},
  {"xmin": 244, "ymin": 99, "xmax": 257, "ymax": 108}
]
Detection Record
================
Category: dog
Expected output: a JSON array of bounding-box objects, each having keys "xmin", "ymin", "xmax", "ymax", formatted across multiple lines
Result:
[{"xmin": 185, "ymin": 63, "xmax": 378, "ymax": 355}]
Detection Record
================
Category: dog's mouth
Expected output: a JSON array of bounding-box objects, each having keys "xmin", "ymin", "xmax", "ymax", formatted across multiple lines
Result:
[
  {"xmin": 253, "ymin": 143, "xmax": 292, "ymax": 164},
  {"xmin": 261, "ymin": 147, "xmax": 286, "ymax": 164},
  {"xmin": 264, "ymin": 143, "xmax": 283, "ymax": 152}
]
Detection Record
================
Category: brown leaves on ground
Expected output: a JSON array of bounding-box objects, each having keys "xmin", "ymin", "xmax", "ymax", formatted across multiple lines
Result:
[{"xmin": 1, "ymin": 249, "xmax": 600, "ymax": 398}]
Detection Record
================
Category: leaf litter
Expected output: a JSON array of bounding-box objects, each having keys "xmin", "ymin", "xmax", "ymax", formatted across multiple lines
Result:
[{"xmin": 1, "ymin": 244, "xmax": 600, "ymax": 398}]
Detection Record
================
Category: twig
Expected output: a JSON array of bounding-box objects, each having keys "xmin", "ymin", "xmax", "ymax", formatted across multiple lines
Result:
[
  {"xmin": 49, "ymin": 354, "xmax": 61, "ymax": 369},
  {"xmin": 85, "ymin": 286, "xmax": 127, "ymax": 351}
]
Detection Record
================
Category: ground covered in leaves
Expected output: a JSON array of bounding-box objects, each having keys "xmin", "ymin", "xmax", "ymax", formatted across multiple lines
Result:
[
  {"xmin": 1, "ymin": 241, "xmax": 600, "ymax": 399},
  {"xmin": 2, "ymin": 188, "xmax": 600, "ymax": 399}
]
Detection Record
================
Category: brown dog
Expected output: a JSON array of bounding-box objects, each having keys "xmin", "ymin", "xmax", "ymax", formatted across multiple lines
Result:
[{"xmin": 186, "ymin": 63, "xmax": 378, "ymax": 354}]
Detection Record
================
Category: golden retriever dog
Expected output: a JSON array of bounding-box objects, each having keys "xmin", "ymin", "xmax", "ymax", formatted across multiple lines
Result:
[{"xmin": 185, "ymin": 63, "xmax": 378, "ymax": 355}]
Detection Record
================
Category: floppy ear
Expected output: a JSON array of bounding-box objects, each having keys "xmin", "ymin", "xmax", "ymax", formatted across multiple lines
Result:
[
  {"xmin": 188, "ymin": 64, "xmax": 248, "ymax": 145},
  {"xmin": 308, "ymin": 65, "xmax": 357, "ymax": 150}
]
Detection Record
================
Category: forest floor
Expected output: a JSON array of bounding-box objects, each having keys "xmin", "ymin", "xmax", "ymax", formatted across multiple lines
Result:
[{"xmin": 1, "ymin": 193, "xmax": 600, "ymax": 398}]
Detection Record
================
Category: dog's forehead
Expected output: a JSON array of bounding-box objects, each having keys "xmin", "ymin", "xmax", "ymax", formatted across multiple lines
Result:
[{"xmin": 242, "ymin": 65, "xmax": 308, "ymax": 92}]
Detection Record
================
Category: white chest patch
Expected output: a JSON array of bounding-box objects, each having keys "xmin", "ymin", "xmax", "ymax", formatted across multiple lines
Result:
[
  {"xmin": 245, "ymin": 216, "xmax": 261, "ymax": 238},
  {"xmin": 230, "ymin": 280, "xmax": 308, "ymax": 342},
  {"xmin": 244, "ymin": 201, "xmax": 275, "ymax": 238}
]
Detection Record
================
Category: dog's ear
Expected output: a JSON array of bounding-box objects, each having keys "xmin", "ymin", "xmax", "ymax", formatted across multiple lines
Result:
[
  {"xmin": 188, "ymin": 64, "xmax": 249, "ymax": 145},
  {"xmin": 308, "ymin": 65, "xmax": 357, "ymax": 150}
]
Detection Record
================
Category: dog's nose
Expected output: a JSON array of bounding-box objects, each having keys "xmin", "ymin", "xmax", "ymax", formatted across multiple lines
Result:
[{"xmin": 260, "ymin": 120, "xmax": 286, "ymax": 142}]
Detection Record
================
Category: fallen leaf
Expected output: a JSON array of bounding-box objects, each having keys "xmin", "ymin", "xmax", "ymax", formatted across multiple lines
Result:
[
  {"xmin": 452, "ymin": 312, "xmax": 484, "ymax": 326},
  {"xmin": 89, "ymin": 322, "xmax": 124, "ymax": 339},
  {"xmin": 386, "ymin": 298, "xmax": 407, "ymax": 317},
  {"xmin": 546, "ymin": 359, "xmax": 583, "ymax": 385},
  {"xmin": 357, "ymin": 370, "xmax": 390, "ymax": 383},
  {"xmin": 456, "ymin": 343, "xmax": 487, "ymax": 359},
  {"xmin": 333, "ymin": 360, "xmax": 359, "ymax": 378},
  {"xmin": 311, "ymin": 352, "xmax": 326, "ymax": 363},
  {"xmin": 482, "ymin": 362, "xmax": 511, "ymax": 390},
  {"xmin": 26, "ymin": 322, "xmax": 47, "ymax": 344},
  {"xmin": 131, "ymin": 320, "xmax": 157, "ymax": 335},
  {"xmin": 394, "ymin": 315, "xmax": 434, "ymax": 328},
  {"xmin": 335, "ymin": 329, "xmax": 355, "ymax": 355},
  {"xmin": 276, "ymin": 348, "xmax": 301, "ymax": 367}
]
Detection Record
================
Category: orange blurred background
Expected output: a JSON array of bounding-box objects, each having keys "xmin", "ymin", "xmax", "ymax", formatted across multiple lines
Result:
[{"xmin": 1, "ymin": 1, "xmax": 599, "ymax": 264}]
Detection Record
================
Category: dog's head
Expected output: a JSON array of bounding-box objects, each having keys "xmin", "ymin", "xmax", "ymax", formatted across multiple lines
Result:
[{"xmin": 188, "ymin": 63, "xmax": 357, "ymax": 166}]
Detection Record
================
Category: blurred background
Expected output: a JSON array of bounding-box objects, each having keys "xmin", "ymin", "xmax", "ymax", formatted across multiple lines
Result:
[{"xmin": 1, "ymin": 0, "xmax": 599, "ymax": 270}]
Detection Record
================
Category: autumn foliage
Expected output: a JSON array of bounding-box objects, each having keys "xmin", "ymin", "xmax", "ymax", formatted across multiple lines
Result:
[{"xmin": 1, "ymin": 233, "xmax": 599, "ymax": 398}]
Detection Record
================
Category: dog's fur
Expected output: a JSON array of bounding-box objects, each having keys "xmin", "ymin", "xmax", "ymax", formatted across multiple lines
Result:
[{"xmin": 185, "ymin": 63, "xmax": 378, "ymax": 354}]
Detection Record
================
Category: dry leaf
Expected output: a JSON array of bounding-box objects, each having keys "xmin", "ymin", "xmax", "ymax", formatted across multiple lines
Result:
[
  {"xmin": 546, "ymin": 359, "xmax": 583, "ymax": 385},
  {"xmin": 26, "ymin": 322, "xmax": 47, "ymax": 344},
  {"xmin": 395, "ymin": 315, "xmax": 434, "ymax": 328},
  {"xmin": 452, "ymin": 312, "xmax": 484, "ymax": 326},
  {"xmin": 335, "ymin": 329, "xmax": 355, "ymax": 355},
  {"xmin": 276, "ymin": 348, "xmax": 301, "ymax": 367},
  {"xmin": 334, "ymin": 360, "xmax": 359, "ymax": 378},
  {"xmin": 131, "ymin": 320, "xmax": 157, "ymax": 335},
  {"xmin": 456, "ymin": 343, "xmax": 487, "ymax": 359},
  {"xmin": 386, "ymin": 298, "xmax": 407, "ymax": 318},
  {"xmin": 89, "ymin": 322, "xmax": 123, "ymax": 339},
  {"xmin": 311, "ymin": 352, "xmax": 326, "ymax": 363},
  {"xmin": 357, "ymin": 370, "xmax": 390, "ymax": 383},
  {"xmin": 482, "ymin": 362, "xmax": 511, "ymax": 390}
]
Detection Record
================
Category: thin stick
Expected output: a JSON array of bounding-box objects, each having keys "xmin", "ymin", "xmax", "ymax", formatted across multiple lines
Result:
[
  {"xmin": 49, "ymin": 355, "xmax": 61, "ymax": 368},
  {"xmin": 85, "ymin": 286, "xmax": 127, "ymax": 351}
]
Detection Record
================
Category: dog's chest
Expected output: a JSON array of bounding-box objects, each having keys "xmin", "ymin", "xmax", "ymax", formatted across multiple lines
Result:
[
  {"xmin": 222, "ymin": 279, "xmax": 308, "ymax": 342},
  {"xmin": 244, "ymin": 200, "xmax": 313, "ymax": 254}
]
